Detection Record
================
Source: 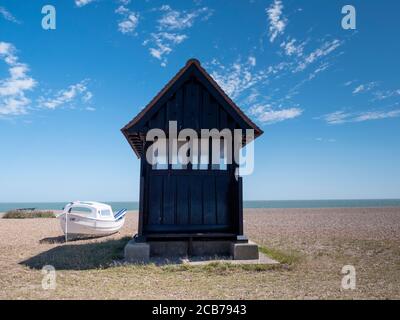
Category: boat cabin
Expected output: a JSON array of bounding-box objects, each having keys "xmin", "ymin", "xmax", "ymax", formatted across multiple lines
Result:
[
  {"xmin": 121, "ymin": 59, "xmax": 263, "ymax": 242},
  {"xmin": 64, "ymin": 201, "xmax": 114, "ymax": 220}
]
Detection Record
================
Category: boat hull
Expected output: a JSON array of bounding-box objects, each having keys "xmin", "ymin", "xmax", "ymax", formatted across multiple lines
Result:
[{"xmin": 59, "ymin": 213, "xmax": 125, "ymax": 237}]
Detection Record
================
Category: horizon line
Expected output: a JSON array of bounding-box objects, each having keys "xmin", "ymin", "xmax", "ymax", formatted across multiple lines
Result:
[{"xmin": 1, "ymin": 198, "xmax": 400, "ymax": 203}]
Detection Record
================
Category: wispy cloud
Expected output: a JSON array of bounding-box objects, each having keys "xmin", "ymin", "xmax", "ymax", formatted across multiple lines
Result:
[
  {"xmin": 0, "ymin": 6, "xmax": 20, "ymax": 24},
  {"xmin": 209, "ymin": 58, "xmax": 270, "ymax": 100},
  {"xmin": 157, "ymin": 5, "xmax": 211, "ymax": 30},
  {"xmin": 249, "ymin": 104, "xmax": 302, "ymax": 124},
  {"xmin": 143, "ymin": 5, "xmax": 212, "ymax": 66},
  {"xmin": 38, "ymin": 80, "xmax": 93, "ymax": 110},
  {"xmin": 209, "ymin": 37, "xmax": 342, "ymax": 125},
  {"xmin": 321, "ymin": 109, "xmax": 400, "ymax": 124},
  {"xmin": 248, "ymin": 56, "xmax": 256, "ymax": 67},
  {"xmin": 0, "ymin": 42, "xmax": 36, "ymax": 116},
  {"xmin": 294, "ymin": 39, "xmax": 342, "ymax": 72},
  {"xmin": 344, "ymin": 80, "xmax": 356, "ymax": 87},
  {"xmin": 372, "ymin": 88, "xmax": 400, "ymax": 101},
  {"xmin": 145, "ymin": 32, "xmax": 187, "ymax": 65},
  {"xmin": 75, "ymin": 0, "xmax": 95, "ymax": 7},
  {"xmin": 211, "ymin": 4, "xmax": 345, "ymax": 126},
  {"xmin": 320, "ymin": 111, "xmax": 349, "ymax": 124},
  {"xmin": 354, "ymin": 110, "xmax": 400, "ymax": 122},
  {"xmin": 267, "ymin": 0, "xmax": 287, "ymax": 43},
  {"xmin": 352, "ymin": 82, "xmax": 377, "ymax": 94},
  {"xmin": 280, "ymin": 38, "xmax": 305, "ymax": 57},
  {"xmin": 115, "ymin": 5, "xmax": 139, "ymax": 35}
]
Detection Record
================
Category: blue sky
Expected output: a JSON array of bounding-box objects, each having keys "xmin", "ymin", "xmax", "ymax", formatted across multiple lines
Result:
[{"xmin": 1, "ymin": 0, "xmax": 399, "ymax": 202}]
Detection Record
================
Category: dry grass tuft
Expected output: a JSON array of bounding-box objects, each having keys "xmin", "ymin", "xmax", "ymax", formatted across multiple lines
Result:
[
  {"xmin": 258, "ymin": 245, "xmax": 301, "ymax": 266},
  {"xmin": 3, "ymin": 210, "xmax": 55, "ymax": 219}
]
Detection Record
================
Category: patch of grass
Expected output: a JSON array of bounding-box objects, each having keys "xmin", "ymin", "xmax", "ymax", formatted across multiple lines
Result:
[
  {"xmin": 3, "ymin": 210, "xmax": 55, "ymax": 219},
  {"xmin": 161, "ymin": 261, "xmax": 282, "ymax": 274},
  {"xmin": 21, "ymin": 236, "xmax": 131, "ymax": 270},
  {"xmin": 259, "ymin": 245, "xmax": 301, "ymax": 266}
]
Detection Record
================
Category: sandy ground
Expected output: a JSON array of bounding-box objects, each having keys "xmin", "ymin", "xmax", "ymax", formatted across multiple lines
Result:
[{"xmin": 0, "ymin": 207, "xmax": 399, "ymax": 299}]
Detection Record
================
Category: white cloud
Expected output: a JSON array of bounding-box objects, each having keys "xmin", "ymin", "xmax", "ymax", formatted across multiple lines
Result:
[
  {"xmin": 344, "ymin": 80, "xmax": 356, "ymax": 86},
  {"xmin": 0, "ymin": 6, "xmax": 20, "ymax": 23},
  {"xmin": 321, "ymin": 109, "xmax": 400, "ymax": 124},
  {"xmin": 0, "ymin": 42, "xmax": 36, "ymax": 116},
  {"xmin": 295, "ymin": 39, "xmax": 342, "ymax": 72},
  {"xmin": 210, "ymin": 58, "xmax": 269, "ymax": 100},
  {"xmin": 147, "ymin": 32, "xmax": 187, "ymax": 63},
  {"xmin": 321, "ymin": 111, "xmax": 351, "ymax": 124},
  {"xmin": 157, "ymin": 6, "xmax": 211, "ymax": 31},
  {"xmin": 115, "ymin": 6, "xmax": 139, "ymax": 35},
  {"xmin": 372, "ymin": 88, "xmax": 400, "ymax": 101},
  {"xmin": 307, "ymin": 62, "xmax": 331, "ymax": 80},
  {"xmin": 352, "ymin": 85, "xmax": 364, "ymax": 94},
  {"xmin": 352, "ymin": 82, "xmax": 377, "ymax": 94},
  {"xmin": 280, "ymin": 38, "xmax": 305, "ymax": 57},
  {"xmin": 249, "ymin": 104, "xmax": 302, "ymax": 124},
  {"xmin": 209, "ymin": 37, "xmax": 342, "ymax": 124},
  {"xmin": 248, "ymin": 56, "xmax": 256, "ymax": 66},
  {"xmin": 38, "ymin": 80, "xmax": 93, "ymax": 110},
  {"xmin": 118, "ymin": 13, "xmax": 139, "ymax": 34},
  {"xmin": 144, "ymin": 6, "xmax": 212, "ymax": 66},
  {"xmin": 354, "ymin": 110, "xmax": 400, "ymax": 122},
  {"xmin": 267, "ymin": 0, "xmax": 287, "ymax": 43},
  {"xmin": 75, "ymin": 0, "xmax": 95, "ymax": 7}
]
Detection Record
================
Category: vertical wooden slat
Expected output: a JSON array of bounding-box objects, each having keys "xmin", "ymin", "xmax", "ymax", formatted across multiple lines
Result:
[
  {"xmin": 190, "ymin": 176, "xmax": 202, "ymax": 224},
  {"xmin": 202, "ymin": 90, "xmax": 210, "ymax": 130},
  {"xmin": 163, "ymin": 175, "xmax": 175, "ymax": 224},
  {"xmin": 176, "ymin": 178, "xmax": 189, "ymax": 225},
  {"xmin": 148, "ymin": 175, "xmax": 162, "ymax": 225},
  {"xmin": 203, "ymin": 175, "xmax": 216, "ymax": 224},
  {"xmin": 176, "ymin": 87, "xmax": 183, "ymax": 130},
  {"xmin": 216, "ymin": 176, "xmax": 229, "ymax": 225}
]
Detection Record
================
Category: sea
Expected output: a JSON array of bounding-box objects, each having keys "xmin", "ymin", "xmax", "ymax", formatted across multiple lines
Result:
[{"xmin": 1, "ymin": 199, "xmax": 400, "ymax": 212}]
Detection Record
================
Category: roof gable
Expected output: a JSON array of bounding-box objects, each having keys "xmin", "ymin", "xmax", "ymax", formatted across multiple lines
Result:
[{"xmin": 122, "ymin": 59, "xmax": 263, "ymax": 157}]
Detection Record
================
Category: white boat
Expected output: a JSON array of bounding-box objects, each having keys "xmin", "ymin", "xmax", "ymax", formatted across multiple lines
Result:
[{"xmin": 58, "ymin": 201, "xmax": 127, "ymax": 238}]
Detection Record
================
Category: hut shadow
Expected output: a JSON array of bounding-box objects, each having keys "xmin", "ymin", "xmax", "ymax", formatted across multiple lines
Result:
[
  {"xmin": 39, "ymin": 236, "xmax": 66, "ymax": 244},
  {"xmin": 39, "ymin": 234, "xmax": 112, "ymax": 244},
  {"xmin": 21, "ymin": 237, "xmax": 131, "ymax": 270}
]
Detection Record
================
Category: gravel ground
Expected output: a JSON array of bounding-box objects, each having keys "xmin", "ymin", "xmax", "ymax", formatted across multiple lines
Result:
[{"xmin": 0, "ymin": 207, "xmax": 399, "ymax": 299}]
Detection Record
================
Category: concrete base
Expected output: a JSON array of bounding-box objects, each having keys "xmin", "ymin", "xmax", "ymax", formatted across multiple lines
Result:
[
  {"xmin": 149, "ymin": 240, "xmax": 233, "ymax": 257},
  {"xmin": 186, "ymin": 252, "xmax": 278, "ymax": 266},
  {"xmin": 230, "ymin": 241, "xmax": 259, "ymax": 260},
  {"xmin": 124, "ymin": 240, "xmax": 150, "ymax": 263},
  {"xmin": 124, "ymin": 238, "xmax": 261, "ymax": 262}
]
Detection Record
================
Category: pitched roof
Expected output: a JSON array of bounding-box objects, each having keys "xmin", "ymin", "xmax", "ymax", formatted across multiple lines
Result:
[{"xmin": 121, "ymin": 59, "xmax": 263, "ymax": 157}]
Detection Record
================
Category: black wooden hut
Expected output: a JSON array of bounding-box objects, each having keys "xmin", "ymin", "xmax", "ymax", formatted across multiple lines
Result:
[{"xmin": 121, "ymin": 59, "xmax": 263, "ymax": 242}]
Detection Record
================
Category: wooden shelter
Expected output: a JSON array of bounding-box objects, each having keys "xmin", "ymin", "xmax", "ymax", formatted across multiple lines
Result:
[{"xmin": 121, "ymin": 59, "xmax": 263, "ymax": 242}]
